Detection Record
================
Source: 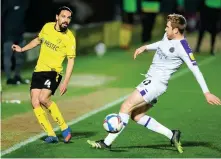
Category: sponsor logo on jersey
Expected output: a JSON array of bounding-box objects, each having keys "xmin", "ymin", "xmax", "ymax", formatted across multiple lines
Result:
[
  {"xmin": 157, "ymin": 48, "xmax": 168, "ymax": 59},
  {"xmin": 44, "ymin": 40, "xmax": 59, "ymax": 51},
  {"xmin": 169, "ymin": 47, "xmax": 175, "ymax": 53},
  {"xmin": 189, "ymin": 53, "xmax": 195, "ymax": 61}
]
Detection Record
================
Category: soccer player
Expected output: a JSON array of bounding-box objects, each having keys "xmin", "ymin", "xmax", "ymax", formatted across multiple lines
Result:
[
  {"xmin": 12, "ymin": 6, "xmax": 76, "ymax": 143},
  {"xmin": 87, "ymin": 14, "xmax": 221, "ymax": 153}
]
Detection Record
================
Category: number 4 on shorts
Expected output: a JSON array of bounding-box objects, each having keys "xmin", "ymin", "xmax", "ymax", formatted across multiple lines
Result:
[{"xmin": 44, "ymin": 79, "xmax": 51, "ymax": 88}]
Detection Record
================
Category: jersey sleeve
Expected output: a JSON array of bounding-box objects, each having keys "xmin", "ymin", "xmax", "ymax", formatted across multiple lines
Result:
[
  {"xmin": 146, "ymin": 41, "xmax": 161, "ymax": 51},
  {"xmin": 66, "ymin": 35, "xmax": 76, "ymax": 58},
  {"xmin": 146, "ymin": 33, "xmax": 166, "ymax": 50},
  {"xmin": 178, "ymin": 39, "xmax": 209, "ymax": 93},
  {"xmin": 38, "ymin": 23, "xmax": 47, "ymax": 40}
]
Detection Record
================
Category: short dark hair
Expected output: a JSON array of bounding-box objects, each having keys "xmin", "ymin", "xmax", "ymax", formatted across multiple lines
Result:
[
  {"xmin": 56, "ymin": 6, "xmax": 73, "ymax": 16},
  {"xmin": 167, "ymin": 13, "xmax": 187, "ymax": 34}
]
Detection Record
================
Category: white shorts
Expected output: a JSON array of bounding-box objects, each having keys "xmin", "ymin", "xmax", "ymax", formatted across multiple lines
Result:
[{"xmin": 136, "ymin": 77, "xmax": 167, "ymax": 104}]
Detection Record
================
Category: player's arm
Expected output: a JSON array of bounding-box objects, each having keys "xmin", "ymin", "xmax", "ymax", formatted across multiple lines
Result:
[
  {"xmin": 179, "ymin": 45, "xmax": 221, "ymax": 105},
  {"xmin": 12, "ymin": 37, "xmax": 41, "ymax": 53},
  {"xmin": 12, "ymin": 23, "xmax": 47, "ymax": 52},
  {"xmin": 60, "ymin": 36, "xmax": 76, "ymax": 95},
  {"xmin": 63, "ymin": 57, "xmax": 75, "ymax": 85},
  {"xmin": 134, "ymin": 41, "xmax": 160, "ymax": 59},
  {"xmin": 60, "ymin": 57, "xmax": 75, "ymax": 96}
]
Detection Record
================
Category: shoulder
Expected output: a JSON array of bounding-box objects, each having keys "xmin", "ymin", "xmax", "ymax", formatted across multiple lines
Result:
[
  {"xmin": 66, "ymin": 29, "xmax": 76, "ymax": 42},
  {"xmin": 42, "ymin": 22, "xmax": 55, "ymax": 30},
  {"xmin": 179, "ymin": 39, "xmax": 192, "ymax": 53}
]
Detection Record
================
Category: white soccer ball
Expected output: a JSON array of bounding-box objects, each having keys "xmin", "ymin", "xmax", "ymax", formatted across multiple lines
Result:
[
  {"xmin": 103, "ymin": 113, "xmax": 123, "ymax": 133},
  {"xmin": 94, "ymin": 42, "xmax": 106, "ymax": 57}
]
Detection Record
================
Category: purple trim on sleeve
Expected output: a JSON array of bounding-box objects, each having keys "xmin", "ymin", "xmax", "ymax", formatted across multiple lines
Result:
[
  {"xmin": 180, "ymin": 39, "xmax": 192, "ymax": 54},
  {"xmin": 193, "ymin": 61, "xmax": 197, "ymax": 66}
]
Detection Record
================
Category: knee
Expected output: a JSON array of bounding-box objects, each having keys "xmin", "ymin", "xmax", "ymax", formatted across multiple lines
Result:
[
  {"xmin": 39, "ymin": 96, "xmax": 50, "ymax": 106},
  {"xmin": 120, "ymin": 101, "xmax": 133, "ymax": 114},
  {"xmin": 31, "ymin": 99, "xmax": 40, "ymax": 108}
]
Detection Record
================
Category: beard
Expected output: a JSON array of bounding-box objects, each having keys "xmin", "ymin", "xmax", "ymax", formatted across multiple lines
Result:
[{"xmin": 59, "ymin": 23, "xmax": 69, "ymax": 32}]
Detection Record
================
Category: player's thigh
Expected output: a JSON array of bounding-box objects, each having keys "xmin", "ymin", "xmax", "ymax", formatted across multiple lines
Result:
[
  {"xmin": 30, "ymin": 89, "xmax": 42, "ymax": 108},
  {"xmin": 120, "ymin": 89, "xmax": 147, "ymax": 113}
]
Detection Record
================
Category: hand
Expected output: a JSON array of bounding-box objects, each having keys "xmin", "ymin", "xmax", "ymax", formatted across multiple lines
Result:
[
  {"xmin": 12, "ymin": 44, "xmax": 22, "ymax": 52},
  {"xmin": 134, "ymin": 46, "xmax": 146, "ymax": 59},
  {"xmin": 204, "ymin": 92, "xmax": 221, "ymax": 105},
  {"xmin": 59, "ymin": 82, "xmax": 68, "ymax": 96}
]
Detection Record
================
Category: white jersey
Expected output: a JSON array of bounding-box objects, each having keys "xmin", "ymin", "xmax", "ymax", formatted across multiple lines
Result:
[{"xmin": 145, "ymin": 33, "xmax": 209, "ymax": 93}]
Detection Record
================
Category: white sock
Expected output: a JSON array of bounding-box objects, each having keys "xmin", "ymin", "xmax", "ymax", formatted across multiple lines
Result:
[
  {"xmin": 104, "ymin": 112, "xmax": 129, "ymax": 146},
  {"xmin": 137, "ymin": 115, "xmax": 173, "ymax": 140}
]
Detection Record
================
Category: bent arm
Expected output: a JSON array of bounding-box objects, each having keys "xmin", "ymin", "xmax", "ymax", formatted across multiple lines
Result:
[
  {"xmin": 21, "ymin": 37, "xmax": 41, "ymax": 52},
  {"xmin": 145, "ymin": 41, "xmax": 161, "ymax": 51}
]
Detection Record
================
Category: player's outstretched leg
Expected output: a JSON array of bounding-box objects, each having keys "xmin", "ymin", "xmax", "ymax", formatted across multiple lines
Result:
[
  {"xmin": 171, "ymin": 130, "xmax": 183, "ymax": 153},
  {"xmin": 87, "ymin": 90, "xmax": 147, "ymax": 150},
  {"xmin": 87, "ymin": 112, "xmax": 129, "ymax": 150},
  {"xmin": 131, "ymin": 105, "xmax": 183, "ymax": 153}
]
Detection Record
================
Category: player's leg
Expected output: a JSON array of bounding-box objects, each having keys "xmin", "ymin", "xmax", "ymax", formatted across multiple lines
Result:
[
  {"xmin": 87, "ymin": 89, "xmax": 147, "ymax": 149},
  {"xmin": 120, "ymin": 12, "xmax": 133, "ymax": 49},
  {"xmin": 132, "ymin": 104, "xmax": 173, "ymax": 140},
  {"xmin": 39, "ymin": 78, "xmax": 71, "ymax": 143},
  {"xmin": 210, "ymin": 31, "xmax": 216, "ymax": 56},
  {"xmin": 195, "ymin": 11, "xmax": 206, "ymax": 53},
  {"xmin": 3, "ymin": 41, "xmax": 16, "ymax": 84},
  {"xmin": 14, "ymin": 40, "xmax": 29, "ymax": 84},
  {"xmin": 30, "ymin": 89, "xmax": 58, "ymax": 143},
  {"xmin": 131, "ymin": 104, "xmax": 183, "ymax": 153}
]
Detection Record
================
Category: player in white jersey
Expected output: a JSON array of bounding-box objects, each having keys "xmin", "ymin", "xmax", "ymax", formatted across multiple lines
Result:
[{"xmin": 87, "ymin": 14, "xmax": 221, "ymax": 153}]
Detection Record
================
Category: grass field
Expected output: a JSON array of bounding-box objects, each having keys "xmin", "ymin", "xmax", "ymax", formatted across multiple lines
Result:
[{"xmin": 1, "ymin": 38, "xmax": 221, "ymax": 158}]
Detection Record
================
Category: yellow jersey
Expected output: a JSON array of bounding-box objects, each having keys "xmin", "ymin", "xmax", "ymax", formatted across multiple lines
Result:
[{"xmin": 35, "ymin": 22, "xmax": 76, "ymax": 74}]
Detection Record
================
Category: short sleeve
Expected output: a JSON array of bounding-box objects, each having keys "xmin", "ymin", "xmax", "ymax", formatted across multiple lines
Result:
[
  {"xmin": 66, "ymin": 36, "xmax": 76, "ymax": 58},
  {"xmin": 38, "ymin": 24, "xmax": 47, "ymax": 40}
]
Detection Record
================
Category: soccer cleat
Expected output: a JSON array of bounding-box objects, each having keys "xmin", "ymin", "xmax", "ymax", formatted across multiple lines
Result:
[
  {"xmin": 87, "ymin": 140, "xmax": 111, "ymax": 150},
  {"xmin": 170, "ymin": 130, "xmax": 183, "ymax": 153},
  {"xmin": 62, "ymin": 127, "xmax": 72, "ymax": 143},
  {"xmin": 44, "ymin": 136, "xmax": 59, "ymax": 143},
  {"xmin": 6, "ymin": 78, "xmax": 17, "ymax": 85}
]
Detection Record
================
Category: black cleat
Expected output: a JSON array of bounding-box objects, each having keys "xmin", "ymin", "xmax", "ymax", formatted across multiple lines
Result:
[
  {"xmin": 6, "ymin": 78, "xmax": 17, "ymax": 85},
  {"xmin": 170, "ymin": 130, "xmax": 183, "ymax": 153},
  {"xmin": 87, "ymin": 140, "xmax": 111, "ymax": 150}
]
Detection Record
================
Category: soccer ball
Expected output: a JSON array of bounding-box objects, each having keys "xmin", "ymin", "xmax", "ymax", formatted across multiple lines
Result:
[
  {"xmin": 103, "ymin": 113, "xmax": 123, "ymax": 133},
  {"xmin": 94, "ymin": 42, "xmax": 106, "ymax": 57}
]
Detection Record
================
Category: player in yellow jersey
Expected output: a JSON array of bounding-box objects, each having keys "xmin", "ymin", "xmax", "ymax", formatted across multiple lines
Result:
[{"xmin": 12, "ymin": 6, "xmax": 75, "ymax": 143}]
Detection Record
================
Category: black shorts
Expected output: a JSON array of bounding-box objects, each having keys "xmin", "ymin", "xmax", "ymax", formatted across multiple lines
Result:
[{"xmin": 30, "ymin": 71, "xmax": 62, "ymax": 95}]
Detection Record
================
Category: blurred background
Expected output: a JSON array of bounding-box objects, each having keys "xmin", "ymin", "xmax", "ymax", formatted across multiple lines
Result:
[
  {"xmin": 1, "ymin": 1, "xmax": 221, "ymax": 157},
  {"xmin": 1, "ymin": 0, "xmax": 221, "ymax": 85}
]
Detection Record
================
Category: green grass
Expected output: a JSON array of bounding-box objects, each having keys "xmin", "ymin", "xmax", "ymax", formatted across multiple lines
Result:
[{"xmin": 1, "ymin": 46, "xmax": 221, "ymax": 157}]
